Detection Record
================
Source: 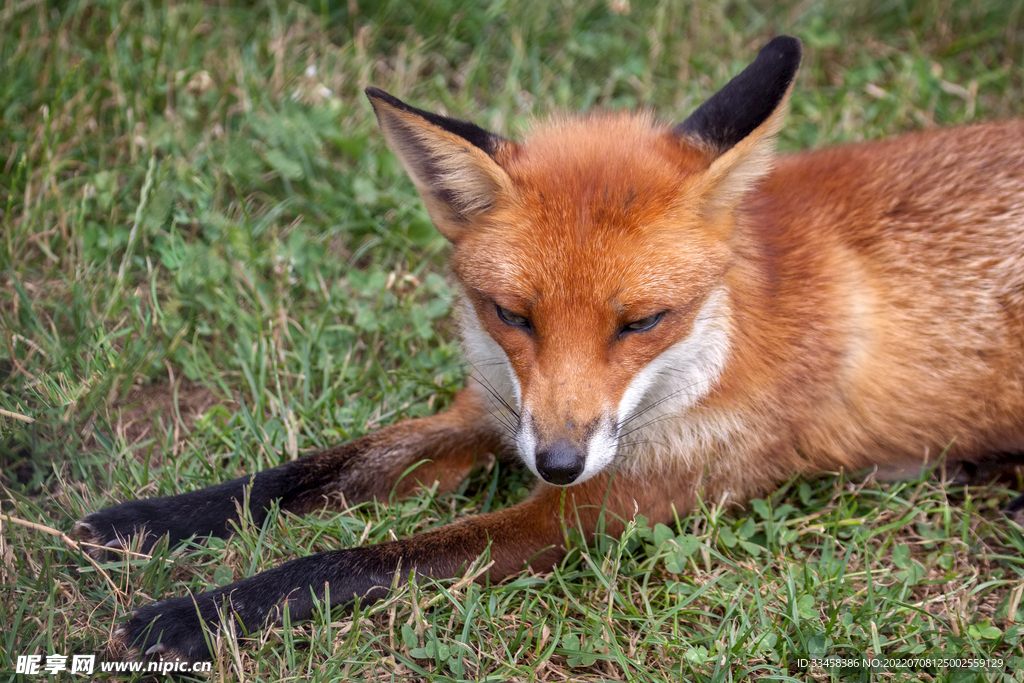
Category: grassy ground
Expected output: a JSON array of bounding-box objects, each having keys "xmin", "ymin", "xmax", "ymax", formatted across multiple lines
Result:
[{"xmin": 3, "ymin": 0, "xmax": 1024, "ymax": 680}]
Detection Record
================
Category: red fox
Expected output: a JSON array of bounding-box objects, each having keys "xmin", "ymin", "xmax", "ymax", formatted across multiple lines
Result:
[{"xmin": 75, "ymin": 35, "xmax": 1024, "ymax": 661}]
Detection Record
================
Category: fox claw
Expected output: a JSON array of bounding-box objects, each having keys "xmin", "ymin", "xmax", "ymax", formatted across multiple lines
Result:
[{"xmin": 113, "ymin": 596, "xmax": 216, "ymax": 663}]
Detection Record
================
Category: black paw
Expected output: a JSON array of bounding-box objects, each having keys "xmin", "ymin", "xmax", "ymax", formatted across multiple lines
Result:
[
  {"xmin": 75, "ymin": 499, "xmax": 191, "ymax": 558},
  {"xmin": 74, "ymin": 478, "xmax": 254, "ymax": 559},
  {"xmin": 109, "ymin": 548, "xmax": 391, "ymax": 661},
  {"xmin": 114, "ymin": 593, "xmax": 224, "ymax": 662}
]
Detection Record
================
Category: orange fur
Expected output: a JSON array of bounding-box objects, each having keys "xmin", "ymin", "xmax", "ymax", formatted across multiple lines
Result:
[
  {"xmin": 81, "ymin": 39, "xmax": 1024, "ymax": 662},
  {"xmin": 368, "ymin": 47, "xmax": 1024, "ymax": 508}
]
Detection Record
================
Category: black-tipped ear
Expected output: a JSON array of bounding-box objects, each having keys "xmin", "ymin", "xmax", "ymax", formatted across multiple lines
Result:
[
  {"xmin": 365, "ymin": 87, "xmax": 505, "ymax": 157},
  {"xmin": 675, "ymin": 36, "xmax": 802, "ymax": 154},
  {"xmin": 365, "ymin": 88, "xmax": 516, "ymax": 240}
]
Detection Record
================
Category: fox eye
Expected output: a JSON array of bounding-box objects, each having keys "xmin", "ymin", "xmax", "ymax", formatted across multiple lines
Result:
[
  {"xmin": 496, "ymin": 304, "xmax": 531, "ymax": 330},
  {"xmin": 621, "ymin": 312, "xmax": 665, "ymax": 336}
]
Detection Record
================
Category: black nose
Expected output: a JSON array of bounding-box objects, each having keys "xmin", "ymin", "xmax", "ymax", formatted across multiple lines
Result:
[{"xmin": 536, "ymin": 442, "xmax": 584, "ymax": 485}]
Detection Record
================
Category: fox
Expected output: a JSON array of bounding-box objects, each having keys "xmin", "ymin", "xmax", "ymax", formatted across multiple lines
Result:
[{"xmin": 74, "ymin": 35, "xmax": 1024, "ymax": 661}]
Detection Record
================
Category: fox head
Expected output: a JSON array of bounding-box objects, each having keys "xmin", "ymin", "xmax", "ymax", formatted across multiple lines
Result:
[{"xmin": 368, "ymin": 36, "xmax": 801, "ymax": 486}]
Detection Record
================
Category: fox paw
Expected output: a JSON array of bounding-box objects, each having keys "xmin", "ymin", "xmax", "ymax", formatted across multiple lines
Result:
[
  {"xmin": 74, "ymin": 481, "xmax": 247, "ymax": 558},
  {"xmin": 114, "ymin": 594, "xmax": 220, "ymax": 663},
  {"xmin": 74, "ymin": 498, "xmax": 189, "ymax": 559}
]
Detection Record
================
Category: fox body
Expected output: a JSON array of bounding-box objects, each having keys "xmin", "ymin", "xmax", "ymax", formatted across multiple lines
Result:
[
  {"xmin": 76, "ymin": 36, "xmax": 1024, "ymax": 661},
  {"xmin": 458, "ymin": 115, "xmax": 1024, "ymax": 503}
]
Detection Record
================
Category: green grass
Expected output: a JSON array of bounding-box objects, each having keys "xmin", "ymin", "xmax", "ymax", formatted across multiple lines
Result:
[{"xmin": 2, "ymin": 0, "xmax": 1024, "ymax": 680}]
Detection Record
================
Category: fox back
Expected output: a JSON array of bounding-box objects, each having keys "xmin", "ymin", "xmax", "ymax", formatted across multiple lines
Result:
[{"xmin": 368, "ymin": 36, "xmax": 1024, "ymax": 504}]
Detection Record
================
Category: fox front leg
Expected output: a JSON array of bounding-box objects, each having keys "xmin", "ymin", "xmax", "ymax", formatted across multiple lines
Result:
[
  {"xmin": 113, "ymin": 469, "xmax": 687, "ymax": 661},
  {"xmin": 74, "ymin": 390, "xmax": 500, "ymax": 558}
]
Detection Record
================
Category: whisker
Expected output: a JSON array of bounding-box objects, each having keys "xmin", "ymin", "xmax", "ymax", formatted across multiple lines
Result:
[
  {"xmin": 464, "ymin": 361, "xmax": 519, "ymax": 413},
  {"xmin": 463, "ymin": 360, "xmax": 522, "ymax": 439},
  {"xmin": 615, "ymin": 437, "xmax": 672, "ymax": 455},
  {"xmin": 618, "ymin": 412, "xmax": 683, "ymax": 441},
  {"xmin": 616, "ymin": 376, "xmax": 708, "ymax": 430},
  {"xmin": 482, "ymin": 399, "xmax": 518, "ymax": 436},
  {"xmin": 478, "ymin": 392, "xmax": 518, "ymax": 436},
  {"xmin": 463, "ymin": 360, "xmax": 512, "ymax": 369}
]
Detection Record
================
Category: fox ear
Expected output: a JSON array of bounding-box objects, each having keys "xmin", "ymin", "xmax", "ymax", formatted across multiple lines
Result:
[
  {"xmin": 366, "ymin": 88, "xmax": 515, "ymax": 241},
  {"xmin": 674, "ymin": 36, "xmax": 802, "ymax": 216}
]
